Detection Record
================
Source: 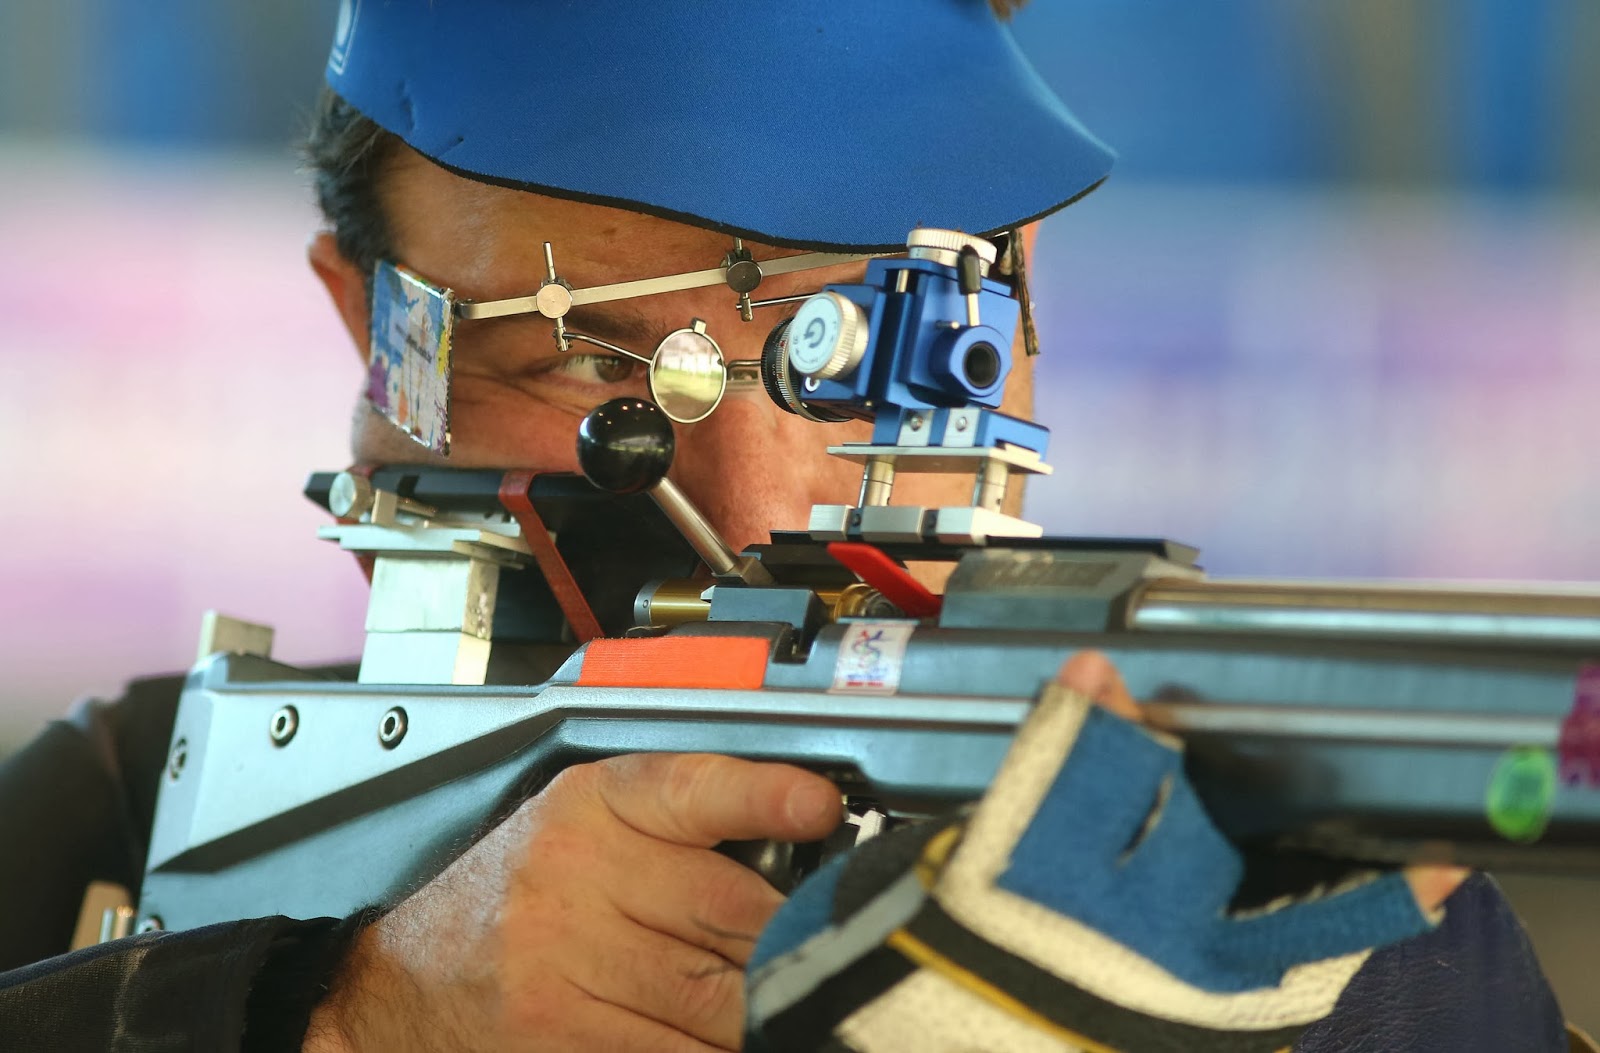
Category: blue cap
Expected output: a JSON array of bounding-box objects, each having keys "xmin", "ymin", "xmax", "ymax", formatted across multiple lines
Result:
[{"xmin": 326, "ymin": 1, "xmax": 1114, "ymax": 252}]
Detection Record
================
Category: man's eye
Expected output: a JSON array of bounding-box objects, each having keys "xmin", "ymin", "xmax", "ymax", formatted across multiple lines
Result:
[{"xmin": 549, "ymin": 353, "xmax": 642, "ymax": 385}]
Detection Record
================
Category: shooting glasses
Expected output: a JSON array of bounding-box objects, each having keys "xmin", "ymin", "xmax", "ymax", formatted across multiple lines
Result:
[
  {"xmin": 365, "ymin": 231, "xmax": 1035, "ymax": 455},
  {"xmin": 449, "ymin": 240, "xmax": 884, "ymax": 424}
]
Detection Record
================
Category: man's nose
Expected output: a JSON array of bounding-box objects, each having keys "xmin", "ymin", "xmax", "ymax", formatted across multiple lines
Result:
[{"xmin": 667, "ymin": 395, "xmax": 865, "ymax": 556}]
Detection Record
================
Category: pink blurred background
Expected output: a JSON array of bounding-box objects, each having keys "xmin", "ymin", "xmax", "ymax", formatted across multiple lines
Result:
[
  {"xmin": 0, "ymin": 145, "xmax": 371, "ymax": 716},
  {"xmin": 1032, "ymin": 186, "xmax": 1600, "ymax": 581}
]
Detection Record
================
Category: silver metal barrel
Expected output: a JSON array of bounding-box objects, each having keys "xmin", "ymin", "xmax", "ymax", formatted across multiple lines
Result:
[{"xmin": 1129, "ymin": 579, "xmax": 1600, "ymax": 649}]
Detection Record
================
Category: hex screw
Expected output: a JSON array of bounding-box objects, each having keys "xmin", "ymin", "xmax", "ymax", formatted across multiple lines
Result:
[
  {"xmin": 167, "ymin": 737, "xmax": 188, "ymax": 780},
  {"xmin": 378, "ymin": 707, "xmax": 408, "ymax": 749},
  {"xmin": 269, "ymin": 705, "xmax": 299, "ymax": 747}
]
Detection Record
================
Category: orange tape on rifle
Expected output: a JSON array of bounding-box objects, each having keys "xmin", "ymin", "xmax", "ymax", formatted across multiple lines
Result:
[{"xmin": 578, "ymin": 636, "xmax": 771, "ymax": 690}]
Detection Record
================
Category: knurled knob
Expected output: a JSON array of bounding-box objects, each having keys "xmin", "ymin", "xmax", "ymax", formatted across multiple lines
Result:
[
  {"xmin": 906, "ymin": 228, "xmax": 998, "ymax": 273},
  {"xmin": 328, "ymin": 471, "xmax": 374, "ymax": 519},
  {"xmin": 786, "ymin": 291, "xmax": 869, "ymax": 380}
]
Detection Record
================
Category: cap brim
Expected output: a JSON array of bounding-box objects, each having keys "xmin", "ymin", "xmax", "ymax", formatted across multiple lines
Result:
[{"xmin": 327, "ymin": 1, "xmax": 1115, "ymax": 252}]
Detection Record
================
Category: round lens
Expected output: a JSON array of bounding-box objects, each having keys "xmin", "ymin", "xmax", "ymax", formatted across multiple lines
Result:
[{"xmin": 649, "ymin": 327, "xmax": 728, "ymax": 423}]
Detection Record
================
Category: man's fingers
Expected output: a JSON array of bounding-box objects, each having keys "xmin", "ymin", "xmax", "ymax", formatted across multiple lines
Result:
[
  {"xmin": 594, "ymin": 753, "xmax": 843, "ymax": 848},
  {"xmin": 611, "ymin": 840, "xmax": 787, "ymax": 967},
  {"xmin": 1056, "ymin": 649, "xmax": 1141, "ymax": 721},
  {"xmin": 1402, "ymin": 864, "xmax": 1471, "ymax": 914}
]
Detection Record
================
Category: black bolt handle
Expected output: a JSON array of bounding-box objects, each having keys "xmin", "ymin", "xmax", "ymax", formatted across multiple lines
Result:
[{"xmin": 576, "ymin": 397, "xmax": 675, "ymax": 494}]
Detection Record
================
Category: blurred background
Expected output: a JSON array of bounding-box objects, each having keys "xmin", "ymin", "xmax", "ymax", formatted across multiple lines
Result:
[{"xmin": 2, "ymin": 0, "xmax": 1596, "ymax": 1026}]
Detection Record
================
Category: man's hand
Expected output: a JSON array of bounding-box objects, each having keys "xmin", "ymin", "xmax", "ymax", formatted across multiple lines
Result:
[
  {"xmin": 1055, "ymin": 649, "xmax": 1470, "ymax": 914},
  {"xmin": 303, "ymin": 754, "xmax": 842, "ymax": 1052}
]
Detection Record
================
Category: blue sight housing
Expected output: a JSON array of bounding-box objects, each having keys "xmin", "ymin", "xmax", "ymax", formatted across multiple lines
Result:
[{"xmin": 761, "ymin": 231, "xmax": 1050, "ymax": 458}]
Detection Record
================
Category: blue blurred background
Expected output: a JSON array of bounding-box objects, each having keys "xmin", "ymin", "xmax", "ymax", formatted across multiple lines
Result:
[{"xmin": 2, "ymin": 0, "xmax": 1597, "ymax": 1024}]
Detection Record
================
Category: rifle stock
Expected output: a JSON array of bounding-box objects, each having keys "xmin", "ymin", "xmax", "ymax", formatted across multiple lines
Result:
[{"xmin": 139, "ymin": 562, "xmax": 1600, "ymax": 933}]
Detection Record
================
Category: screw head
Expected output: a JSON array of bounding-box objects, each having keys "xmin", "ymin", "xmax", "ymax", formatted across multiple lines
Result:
[
  {"xmin": 954, "ymin": 415, "xmax": 970, "ymax": 432},
  {"xmin": 167, "ymin": 737, "xmax": 188, "ymax": 780},
  {"xmin": 379, "ymin": 707, "xmax": 408, "ymax": 749},
  {"xmin": 908, "ymin": 413, "xmax": 925, "ymax": 432},
  {"xmin": 534, "ymin": 281, "xmax": 573, "ymax": 317},
  {"xmin": 269, "ymin": 705, "xmax": 299, "ymax": 746},
  {"xmin": 135, "ymin": 916, "xmax": 163, "ymax": 934},
  {"xmin": 328, "ymin": 471, "xmax": 374, "ymax": 519},
  {"xmin": 724, "ymin": 258, "xmax": 763, "ymax": 294}
]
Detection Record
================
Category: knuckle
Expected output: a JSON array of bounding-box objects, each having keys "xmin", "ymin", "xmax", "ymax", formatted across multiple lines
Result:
[
  {"xmin": 527, "ymin": 816, "xmax": 596, "ymax": 869},
  {"xmin": 1063, "ymin": 648, "xmax": 1114, "ymax": 679},
  {"xmin": 698, "ymin": 861, "xmax": 780, "ymax": 933},
  {"xmin": 656, "ymin": 755, "xmax": 728, "ymax": 836},
  {"xmin": 667, "ymin": 952, "xmax": 743, "ymax": 1032},
  {"xmin": 504, "ymin": 977, "xmax": 584, "ymax": 1040},
  {"xmin": 541, "ymin": 761, "xmax": 604, "ymax": 805}
]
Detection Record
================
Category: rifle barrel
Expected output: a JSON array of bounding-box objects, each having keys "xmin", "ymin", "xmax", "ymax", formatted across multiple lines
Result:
[{"xmin": 1131, "ymin": 580, "xmax": 1600, "ymax": 649}]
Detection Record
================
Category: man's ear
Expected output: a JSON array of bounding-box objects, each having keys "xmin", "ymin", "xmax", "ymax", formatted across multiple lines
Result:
[
  {"xmin": 998, "ymin": 221, "xmax": 1040, "ymax": 424},
  {"xmin": 308, "ymin": 231, "xmax": 372, "ymax": 365},
  {"xmin": 1019, "ymin": 221, "xmax": 1040, "ymax": 259}
]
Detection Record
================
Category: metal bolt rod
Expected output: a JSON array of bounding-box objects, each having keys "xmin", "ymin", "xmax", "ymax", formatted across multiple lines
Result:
[
  {"xmin": 742, "ymin": 292, "xmax": 814, "ymax": 311},
  {"xmin": 99, "ymin": 905, "xmax": 135, "ymax": 943},
  {"xmin": 972, "ymin": 457, "xmax": 1009, "ymax": 512},
  {"xmin": 858, "ymin": 456, "xmax": 896, "ymax": 507},
  {"xmin": 650, "ymin": 478, "xmax": 741, "ymax": 578}
]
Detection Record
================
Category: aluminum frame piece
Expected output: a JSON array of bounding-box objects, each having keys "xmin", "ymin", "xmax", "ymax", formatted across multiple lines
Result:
[{"xmin": 141, "ymin": 627, "xmax": 1600, "ymax": 933}]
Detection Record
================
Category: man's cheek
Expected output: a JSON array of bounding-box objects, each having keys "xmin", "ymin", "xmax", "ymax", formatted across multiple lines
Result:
[{"xmin": 446, "ymin": 384, "xmax": 586, "ymax": 472}]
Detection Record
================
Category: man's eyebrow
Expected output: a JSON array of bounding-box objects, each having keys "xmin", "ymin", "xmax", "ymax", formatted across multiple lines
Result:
[{"xmin": 561, "ymin": 303, "xmax": 665, "ymax": 350}]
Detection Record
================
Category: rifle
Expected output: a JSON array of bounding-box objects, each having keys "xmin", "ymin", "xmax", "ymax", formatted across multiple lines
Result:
[{"xmin": 135, "ymin": 230, "xmax": 1600, "ymax": 936}]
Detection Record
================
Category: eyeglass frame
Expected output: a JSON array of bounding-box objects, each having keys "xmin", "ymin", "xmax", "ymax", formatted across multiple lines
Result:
[{"xmin": 444, "ymin": 238, "xmax": 886, "ymax": 423}]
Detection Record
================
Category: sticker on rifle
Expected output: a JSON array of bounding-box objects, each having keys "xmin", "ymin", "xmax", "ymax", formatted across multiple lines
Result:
[
  {"xmin": 1558, "ymin": 664, "xmax": 1600, "ymax": 787},
  {"xmin": 831, "ymin": 621, "xmax": 916, "ymax": 694},
  {"xmin": 1485, "ymin": 746, "xmax": 1556, "ymax": 843},
  {"xmin": 366, "ymin": 260, "xmax": 454, "ymax": 455}
]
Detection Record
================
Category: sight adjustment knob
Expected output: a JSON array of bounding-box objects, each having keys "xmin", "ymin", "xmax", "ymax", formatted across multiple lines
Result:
[
  {"xmin": 906, "ymin": 228, "xmax": 998, "ymax": 274},
  {"xmin": 576, "ymin": 397, "xmax": 675, "ymax": 494},
  {"xmin": 786, "ymin": 291, "xmax": 868, "ymax": 380}
]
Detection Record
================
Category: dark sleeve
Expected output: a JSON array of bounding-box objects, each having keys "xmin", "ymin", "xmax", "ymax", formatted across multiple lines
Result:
[
  {"xmin": 0, "ymin": 672, "xmax": 192, "ymax": 971},
  {"xmin": 0, "ymin": 675, "xmax": 368, "ymax": 1051},
  {"xmin": 1295, "ymin": 873, "xmax": 1567, "ymax": 1052},
  {"xmin": 0, "ymin": 914, "xmax": 358, "ymax": 1053}
]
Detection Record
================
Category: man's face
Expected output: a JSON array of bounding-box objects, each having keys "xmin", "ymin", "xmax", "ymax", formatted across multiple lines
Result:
[{"xmin": 312, "ymin": 147, "xmax": 1036, "ymax": 554}]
